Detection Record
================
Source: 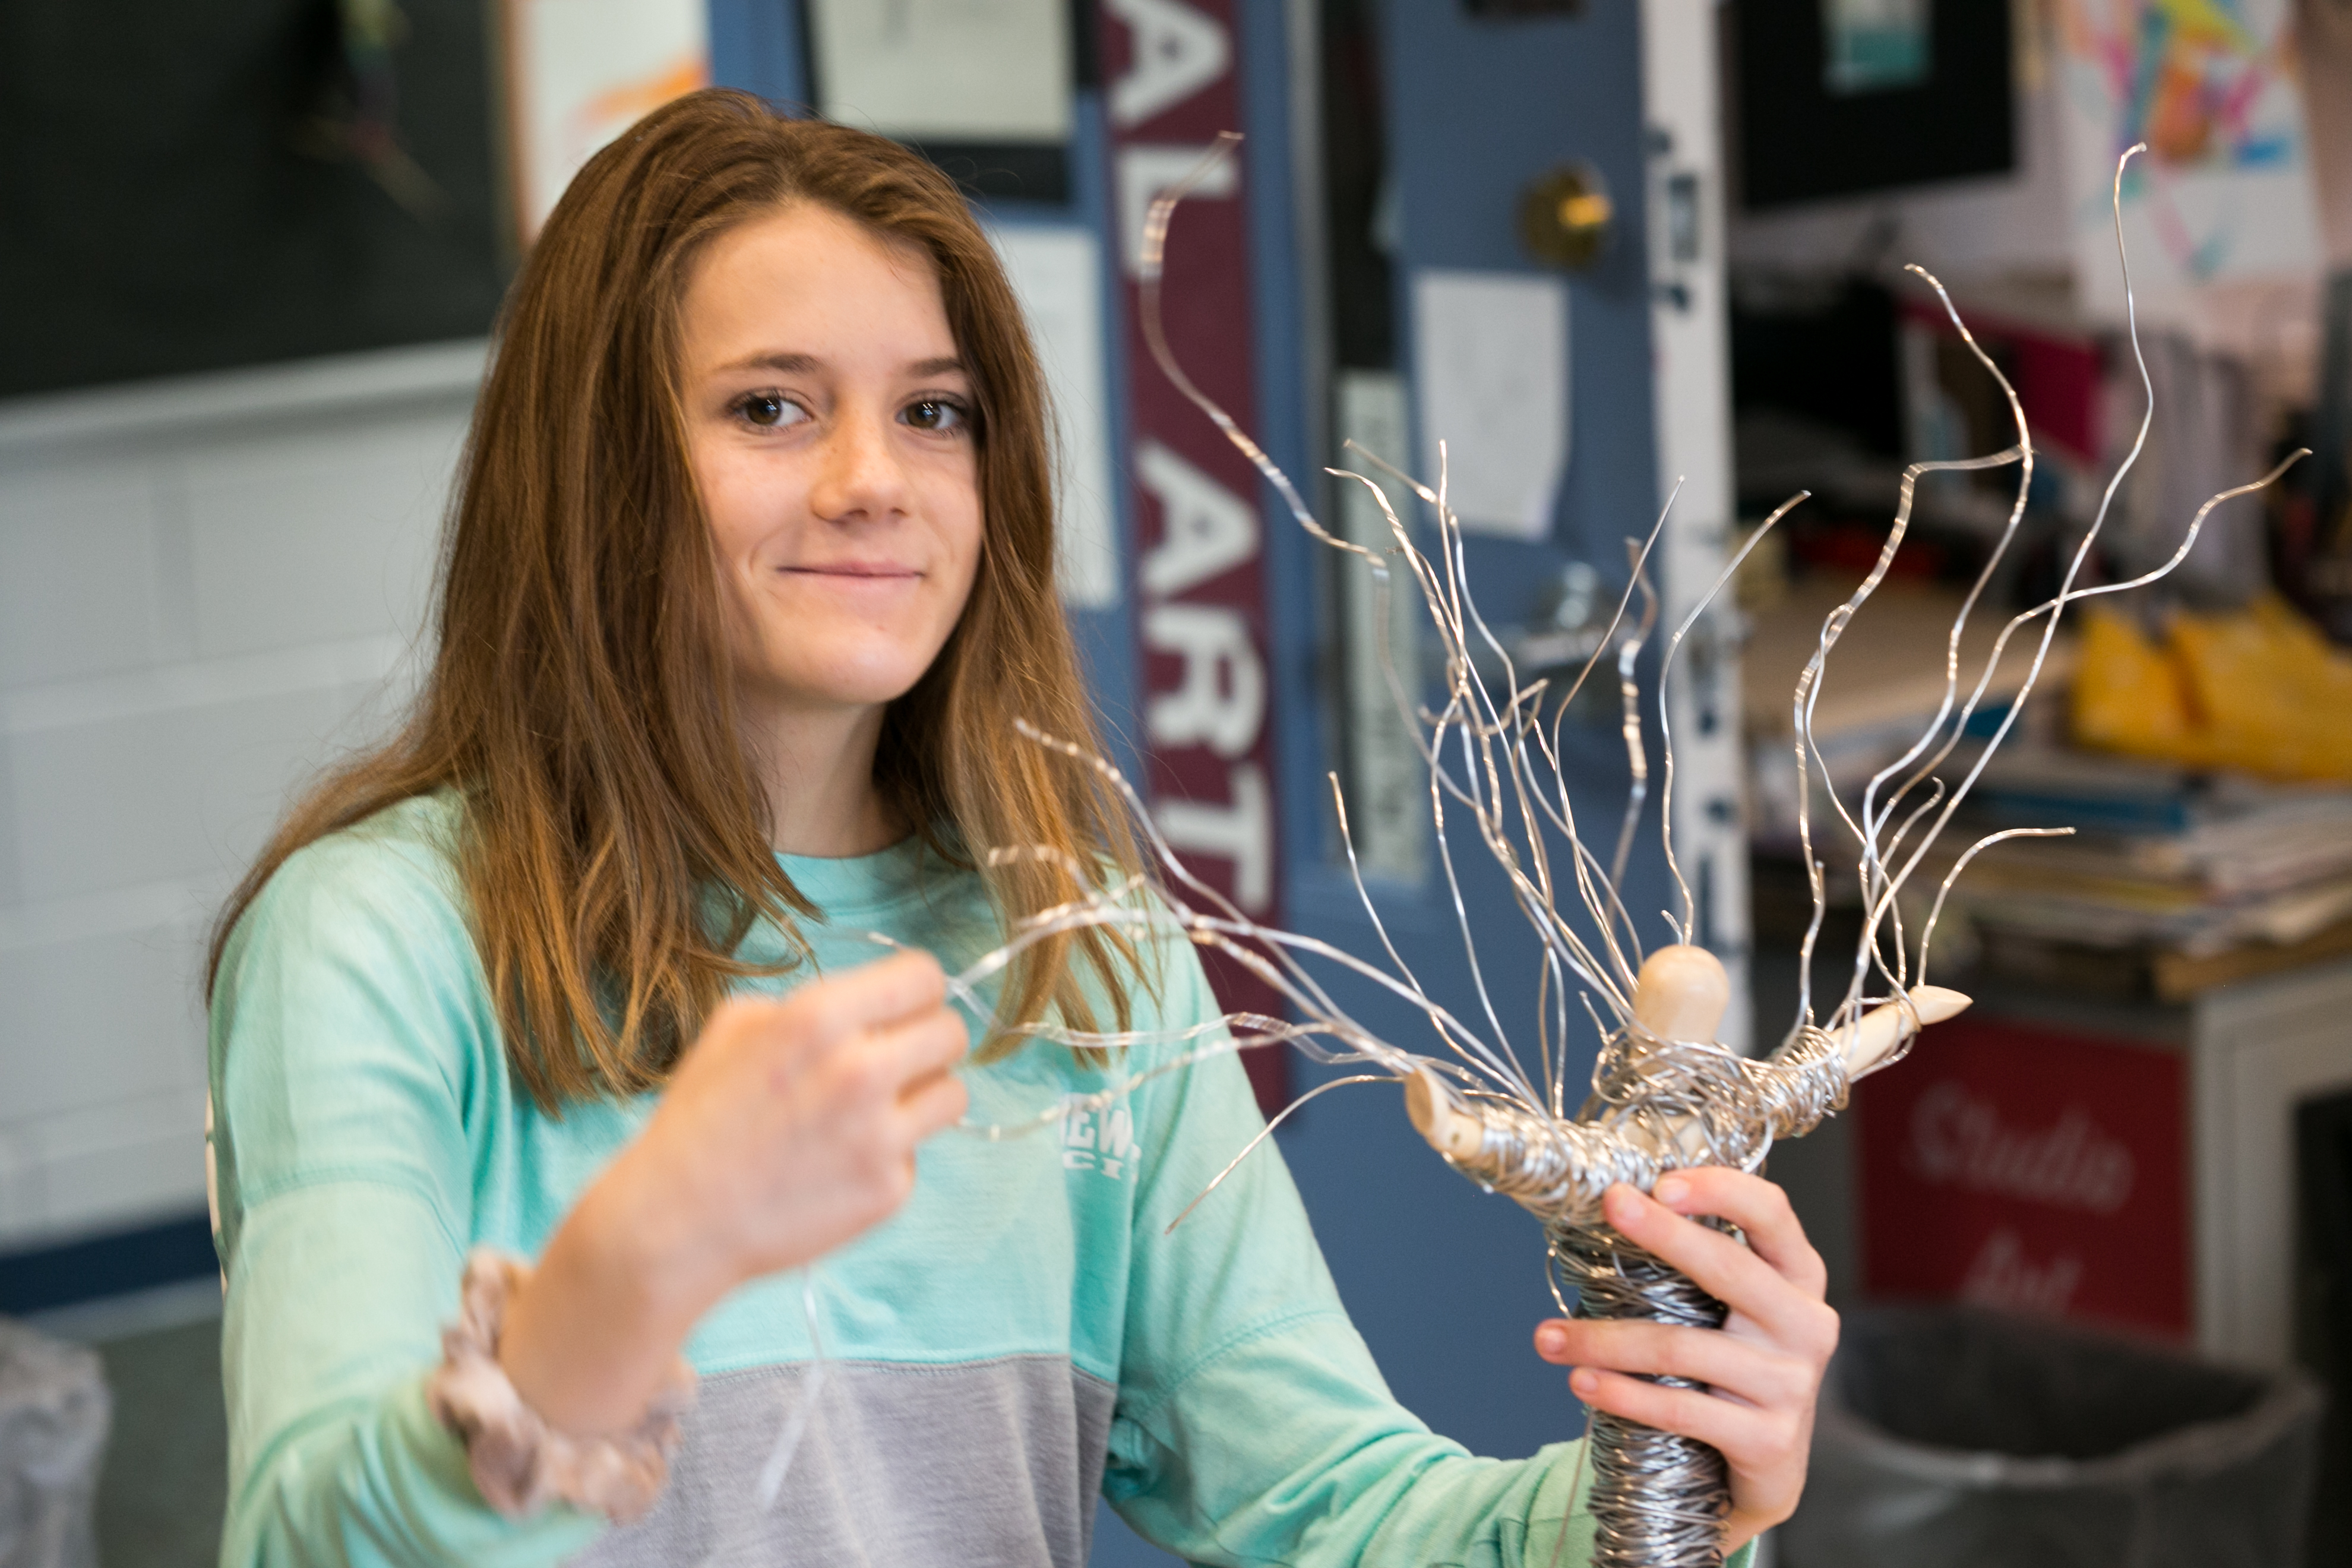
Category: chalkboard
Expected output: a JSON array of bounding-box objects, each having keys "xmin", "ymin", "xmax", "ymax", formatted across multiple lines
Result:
[{"xmin": 0, "ymin": 0, "xmax": 507, "ymax": 401}]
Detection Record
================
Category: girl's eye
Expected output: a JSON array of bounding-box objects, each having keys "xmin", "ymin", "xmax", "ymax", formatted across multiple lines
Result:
[
  {"xmin": 902, "ymin": 398, "xmax": 970, "ymax": 434},
  {"xmin": 735, "ymin": 393, "xmax": 807, "ymax": 429}
]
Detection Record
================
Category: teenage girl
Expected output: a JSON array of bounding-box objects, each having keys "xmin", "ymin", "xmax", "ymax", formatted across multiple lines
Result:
[{"xmin": 206, "ymin": 89, "xmax": 1835, "ymax": 1566}]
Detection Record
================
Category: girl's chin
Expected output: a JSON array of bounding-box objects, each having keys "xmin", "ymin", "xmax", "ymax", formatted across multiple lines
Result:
[{"xmin": 738, "ymin": 660, "xmax": 938, "ymax": 715}]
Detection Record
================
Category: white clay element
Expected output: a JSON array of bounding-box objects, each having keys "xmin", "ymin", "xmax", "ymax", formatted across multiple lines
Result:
[
  {"xmin": 1629, "ymin": 945, "xmax": 1731, "ymax": 1046},
  {"xmin": 1402, "ymin": 1066, "xmax": 1484, "ymax": 1162},
  {"xmin": 1837, "ymin": 985, "xmax": 1970, "ymax": 1079}
]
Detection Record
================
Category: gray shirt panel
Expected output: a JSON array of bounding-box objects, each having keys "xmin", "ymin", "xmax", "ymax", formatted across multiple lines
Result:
[{"xmin": 573, "ymin": 1355, "xmax": 1118, "ymax": 1567}]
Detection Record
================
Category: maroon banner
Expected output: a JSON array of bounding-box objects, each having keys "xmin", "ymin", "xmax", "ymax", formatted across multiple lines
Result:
[
  {"xmin": 1855, "ymin": 1016, "xmax": 2189, "ymax": 1339},
  {"xmin": 1094, "ymin": 0, "xmax": 1288, "ymax": 1114}
]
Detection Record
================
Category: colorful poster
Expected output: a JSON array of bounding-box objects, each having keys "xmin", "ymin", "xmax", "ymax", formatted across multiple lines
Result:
[
  {"xmin": 504, "ymin": 0, "xmax": 709, "ymax": 242},
  {"xmin": 2056, "ymin": 0, "xmax": 2321, "ymax": 323}
]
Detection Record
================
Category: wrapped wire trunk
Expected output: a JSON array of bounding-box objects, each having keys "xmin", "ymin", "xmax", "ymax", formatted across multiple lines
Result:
[{"xmin": 1553, "ymin": 1226, "xmax": 1733, "ymax": 1568}]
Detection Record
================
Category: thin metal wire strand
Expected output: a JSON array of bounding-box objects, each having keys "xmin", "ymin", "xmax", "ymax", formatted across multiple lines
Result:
[{"xmin": 1336, "ymin": 453, "xmax": 1651, "ymax": 1017}]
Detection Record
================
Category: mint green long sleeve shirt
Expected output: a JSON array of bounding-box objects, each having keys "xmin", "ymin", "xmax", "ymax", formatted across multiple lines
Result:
[{"xmin": 208, "ymin": 794, "xmax": 1747, "ymax": 1566}]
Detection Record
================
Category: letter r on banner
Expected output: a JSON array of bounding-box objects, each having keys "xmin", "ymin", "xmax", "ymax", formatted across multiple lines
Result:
[{"xmin": 1144, "ymin": 604, "xmax": 1265, "ymax": 757}]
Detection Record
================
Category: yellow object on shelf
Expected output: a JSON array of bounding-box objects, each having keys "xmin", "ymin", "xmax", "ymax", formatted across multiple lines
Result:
[{"xmin": 2072, "ymin": 597, "xmax": 2352, "ymax": 781}]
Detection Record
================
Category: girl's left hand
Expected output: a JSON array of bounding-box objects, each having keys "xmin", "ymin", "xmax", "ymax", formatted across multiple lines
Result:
[{"xmin": 1532, "ymin": 1168, "xmax": 1839, "ymax": 1553}]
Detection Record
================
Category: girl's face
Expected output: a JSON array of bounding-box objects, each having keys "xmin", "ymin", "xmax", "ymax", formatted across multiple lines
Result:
[{"xmin": 678, "ymin": 203, "xmax": 984, "ymax": 727}]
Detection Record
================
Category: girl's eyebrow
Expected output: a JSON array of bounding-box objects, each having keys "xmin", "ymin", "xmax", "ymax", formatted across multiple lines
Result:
[
  {"xmin": 709, "ymin": 352, "xmax": 967, "ymax": 378},
  {"xmin": 715, "ymin": 351, "xmax": 820, "ymax": 374}
]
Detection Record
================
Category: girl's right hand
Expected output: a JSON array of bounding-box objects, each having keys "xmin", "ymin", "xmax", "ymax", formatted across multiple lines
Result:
[
  {"xmin": 501, "ymin": 950, "xmax": 969, "ymax": 1434},
  {"xmin": 610, "ymin": 948, "xmax": 972, "ymax": 1294}
]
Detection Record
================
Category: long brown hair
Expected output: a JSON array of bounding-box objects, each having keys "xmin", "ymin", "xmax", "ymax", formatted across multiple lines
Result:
[{"xmin": 209, "ymin": 90, "xmax": 1143, "ymax": 1108}]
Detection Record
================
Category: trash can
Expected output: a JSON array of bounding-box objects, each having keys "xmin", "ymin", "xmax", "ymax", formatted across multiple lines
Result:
[
  {"xmin": 1782, "ymin": 1304, "xmax": 2325, "ymax": 1568},
  {"xmin": 0, "ymin": 1319, "xmax": 109, "ymax": 1568}
]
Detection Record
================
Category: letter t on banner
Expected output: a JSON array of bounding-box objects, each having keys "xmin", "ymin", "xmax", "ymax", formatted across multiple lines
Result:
[{"xmin": 1096, "ymin": 0, "xmax": 1289, "ymax": 1115}]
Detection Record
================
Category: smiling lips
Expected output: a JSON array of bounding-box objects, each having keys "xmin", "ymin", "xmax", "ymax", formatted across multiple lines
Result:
[{"xmin": 782, "ymin": 561, "xmax": 922, "ymax": 580}]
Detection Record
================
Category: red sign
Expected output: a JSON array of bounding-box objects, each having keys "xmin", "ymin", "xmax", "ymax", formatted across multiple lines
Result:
[
  {"xmin": 1901, "ymin": 297, "xmax": 2103, "ymax": 464},
  {"xmin": 1093, "ymin": 0, "xmax": 1287, "ymax": 1112},
  {"xmin": 1854, "ymin": 1015, "xmax": 2189, "ymax": 1339}
]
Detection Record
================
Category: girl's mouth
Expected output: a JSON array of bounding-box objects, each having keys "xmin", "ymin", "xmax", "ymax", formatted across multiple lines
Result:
[{"xmin": 783, "ymin": 562, "xmax": 921, "ymax": 579}]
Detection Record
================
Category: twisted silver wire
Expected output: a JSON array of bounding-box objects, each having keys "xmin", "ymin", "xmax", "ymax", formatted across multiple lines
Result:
[
  {"xmin": 902, "ymin": 141, "xmax": 2312, "ymax": 1568},
  {"xmin": 1431, "ymin": 1022, "xmax": 1852, "ymax": 1232}
]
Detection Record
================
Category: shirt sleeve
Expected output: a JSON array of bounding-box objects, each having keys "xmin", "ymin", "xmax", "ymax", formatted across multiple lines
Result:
[
  {"xmin": 1102, "ymin": 937, "xmax": 1757, "ymax": 1568},
  {"xmin": 208, "ymin": 826, "xmax": 605, "ymax": 1568}
]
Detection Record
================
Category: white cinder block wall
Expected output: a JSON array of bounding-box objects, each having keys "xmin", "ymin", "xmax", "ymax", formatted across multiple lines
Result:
[{"xmin": 0, "ymin": 342, "xmax": 483, "ymax": 1249}]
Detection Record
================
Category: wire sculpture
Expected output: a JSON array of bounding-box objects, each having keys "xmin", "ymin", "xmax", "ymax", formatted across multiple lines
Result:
[{"xmin": 785, "ymin": 140, "xmax": 2304, "ymax": 1566}]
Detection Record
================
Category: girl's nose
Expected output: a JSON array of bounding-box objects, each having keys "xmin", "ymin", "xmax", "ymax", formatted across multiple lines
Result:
[{"xmin": 807, "ymin": 404, "xmax": 911, "ymax": 524}]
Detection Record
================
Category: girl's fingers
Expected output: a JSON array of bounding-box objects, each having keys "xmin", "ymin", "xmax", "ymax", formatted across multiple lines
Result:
[
  {"xmin": 1601, "ymin": 1184, "xmax": 1835, "ymax": 1358},
  {"xmin": 1598, "ymin": 1182, "xmax": 1786, "ymax": 1317},
  {"xmin": 798, "ymin": 949, "xmax": 949, "ymax": 1040},
  {"xmin": 897, "ymin": 1064, "xmax": 972, "ymax": 1140},
  {"xmin": 1651, "ymin": 1166, "xmax": 1827, "ymax": 1298},
  {"xmin": 1547, "ymin": 1174, "xmax": 1833, "ymax": 1546},
  {"xmin": 868, "ymin": 1006, "xmax": 970, "ymax": 1092},
  {"xmin": 1568, "ymin": 1367, "xmax": 1804, "ymax": 1475},
  {"xmin": 1536, "ymin": 1317, "xmax": 1814, "ymax": 1412}
]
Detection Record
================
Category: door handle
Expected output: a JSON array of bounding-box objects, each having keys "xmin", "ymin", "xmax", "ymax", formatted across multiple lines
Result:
[{"xmin": 1517, "ymin": 161, "xmax": 1614, "ymax": 271}]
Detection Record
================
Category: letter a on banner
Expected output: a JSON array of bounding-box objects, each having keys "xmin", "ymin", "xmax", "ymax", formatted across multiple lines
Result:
[{"xmin": 1095, "ymin": 0, "xmax": 1288, "ymax": 1114}]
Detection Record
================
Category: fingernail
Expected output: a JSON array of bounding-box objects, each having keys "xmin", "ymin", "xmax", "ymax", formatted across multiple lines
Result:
[
  {"xmin": 1654, "ymin": 1175, "xmax": 1689, "ymax": 1206},
  {"xmin": 1537, "ymin": 1323, "xmax": 1569, "ymax": 1356},
  {"xmin": 1570, "ymin": 1369, "xmax": 1599, "ymax": 1396}
]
